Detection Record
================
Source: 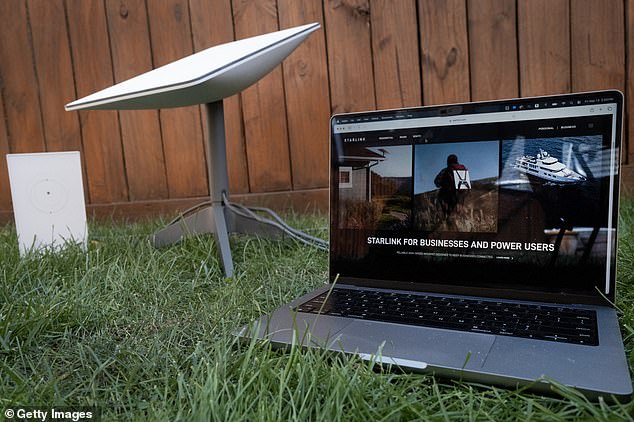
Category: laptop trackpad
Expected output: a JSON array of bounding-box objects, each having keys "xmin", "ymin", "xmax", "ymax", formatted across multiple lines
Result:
[
  {"xmin": 340, "ymin": 321, "xmax": 496, "ymax": 370},
  {"xmin": 258, "ymin": 313, "xmax": 354, "ymax": 349}
]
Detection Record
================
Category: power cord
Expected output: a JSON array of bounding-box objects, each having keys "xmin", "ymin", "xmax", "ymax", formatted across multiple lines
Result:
[
  {"xmin": 164, "ymin": 200, "xmax": 212, "ymax": 227},
  {"xmin": 221, "ymin": 192, "xmax": 329, "ymax": 251},
  {"xmin": 163, "ymin": 194, "xmax": 329, "ymax": 251}
]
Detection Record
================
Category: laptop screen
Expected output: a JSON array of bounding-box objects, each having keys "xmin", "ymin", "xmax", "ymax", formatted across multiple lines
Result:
[{"xmin": 330, "ymin": 91, "xmax": 623, "ymax": 304}]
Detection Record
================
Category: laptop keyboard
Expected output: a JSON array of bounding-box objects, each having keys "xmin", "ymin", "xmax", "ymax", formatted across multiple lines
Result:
[{"xmin": 295, "ymin": 288, "xmax": 598, "ymax": 346}]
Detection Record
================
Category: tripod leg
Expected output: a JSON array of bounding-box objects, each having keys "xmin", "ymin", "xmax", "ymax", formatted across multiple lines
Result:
[
  {"xmin": 153, "ymin": 206, "xmax": 215, "ymax": 247},
  {"xmin": 225, "ymin": 205, "xmax": 285, "ymax": 238},
  {"xmin": 152, "ymin": 203, "xmax": 234, "ymax": 277},
  {"xmin": 212, "ymin": 204, "xmax": 234, "ymax": 277}
]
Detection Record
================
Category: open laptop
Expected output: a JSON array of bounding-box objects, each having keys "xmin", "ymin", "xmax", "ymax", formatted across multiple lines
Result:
[{"xmin": 239, "ymin": 90, "xmax": 632, "ymax": 401}]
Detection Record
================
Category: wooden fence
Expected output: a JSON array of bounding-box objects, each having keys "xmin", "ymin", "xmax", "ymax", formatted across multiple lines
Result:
[{"xmin": 0, "ymin": 0, "xmax": 632, "ymax": 221}]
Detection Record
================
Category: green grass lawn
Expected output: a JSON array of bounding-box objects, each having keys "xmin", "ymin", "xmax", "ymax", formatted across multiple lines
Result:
[{"xmin": 1, "ymin": 203, "xmax": 633, "ymax": 421}]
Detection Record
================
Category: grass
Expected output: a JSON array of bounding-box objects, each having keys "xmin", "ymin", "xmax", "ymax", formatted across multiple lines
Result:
[{"xmin": 0, "ymin": 205, "xmax": 633, "ymax": 421}]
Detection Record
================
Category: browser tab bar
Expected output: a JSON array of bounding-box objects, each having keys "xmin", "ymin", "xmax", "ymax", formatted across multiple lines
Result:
[{"xmin": 333, "ymin": 104, "xmax": 616, "ymax": 134}]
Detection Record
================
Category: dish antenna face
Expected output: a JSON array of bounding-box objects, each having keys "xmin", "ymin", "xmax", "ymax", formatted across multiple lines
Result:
[{"xmin": 65, "ymin": 23, "xmax": 320, "ymax": 111}]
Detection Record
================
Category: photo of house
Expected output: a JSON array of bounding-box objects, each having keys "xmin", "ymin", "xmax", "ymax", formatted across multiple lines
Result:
[{"xmin": 338, "ymin": 145, "xmax": 412, "ymax": 230}]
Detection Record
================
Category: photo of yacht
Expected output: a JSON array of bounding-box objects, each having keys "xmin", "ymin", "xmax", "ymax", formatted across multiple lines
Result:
[{"xmin": 514, "ymin": 149, "xmax": 586, "ymax": 184}]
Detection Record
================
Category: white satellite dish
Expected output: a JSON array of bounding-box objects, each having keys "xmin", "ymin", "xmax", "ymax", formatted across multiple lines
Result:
[
  {"xmin": 65, "ymin": 23, "xmax": 320, "ymax": 110},
  {"xmin": 65, "ymin": 23, "xmax": 321, "ymax": 277}
]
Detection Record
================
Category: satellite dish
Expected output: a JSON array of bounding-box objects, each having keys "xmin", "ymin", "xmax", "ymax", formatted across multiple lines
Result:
[
  {"xmin": 65, "ymin": 22, "xmax": 320, "ymax": 111},
  {"xmin": 64, "ymin": 22, "xmax": 322, "ymax": 277}
]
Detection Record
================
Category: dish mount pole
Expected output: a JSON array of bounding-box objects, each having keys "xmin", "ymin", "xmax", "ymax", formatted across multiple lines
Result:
[{"xmin": 152, "ymin": 101, "xmax": 283, "ymax": 277}]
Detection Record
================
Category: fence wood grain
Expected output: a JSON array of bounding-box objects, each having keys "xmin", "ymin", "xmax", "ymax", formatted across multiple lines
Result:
[
  {"xmin": 189, "ymin": 0, "xmax": 250, "ymax": 195},
  {"xmin": 29, "ymin": 0, "xmax": 82, "ymax": 153},
  {"xmin": 324, "ymin": 0, "xmax": 376, "ymax": 114},
  {"xmin": 0, "ymin": 97, "xmax": 10, "ymax": 210},
  {"xmin": 147, "ymin": 0, "xmax": 208, "ymax": 198},
  {"xmin": 419, "ymin": 0, "xmax": 471, "ymax": 105},
  {"xmin": 571, "ymin": 0, "xmax": 625, "ymax": 93},
  {"xmin": 0, "ymin": 0, "xmax": 46, "ymax": 154},
  {"xmin": 28, "ymin": 0, "xmax": 91, "ymax": 198},
  {"xmin": 572, "ymin": 0, "xmax": 626, "ymax": 164},
  {"xmin": 0, "ymin": 0, "xmax": 632, "ymax": 221},
  {"xmin": 66, "ymin": 0, "xmax": 128, "ymax": 204},
  {"xmin": 518, "ymin": 0, "xmax": 570, "ymax": 96},
  {"xmin": 106, "ymin": 0, "xmax": 169, "ymax": 201},
  {"xmin": 467, "ymin": 0, "xmax": 518, "ymax": 101},
  {"xmin": 279, "ymin": 0, "xmax": 331, "ymax": 190},
  {"xmin": 370, "ymin": 0, "xmax": 421, "ymax": 109},
  {"xmin": 623, "ymin": 0, "xmax": 634, "ymax": 163},
  {"xmin": 233, "ymin": 0, "xmax": 293, "ymax": 193}
]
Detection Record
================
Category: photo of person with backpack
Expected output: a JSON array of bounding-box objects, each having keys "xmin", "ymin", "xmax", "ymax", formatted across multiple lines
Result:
[{"xmin": 433, "ymin": 154, "xmax": 471, "ymax": 219}]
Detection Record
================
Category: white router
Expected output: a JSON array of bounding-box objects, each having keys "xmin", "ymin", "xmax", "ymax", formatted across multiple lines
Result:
[
  {"xmin": 65, "ymin": 23, "xmax": 321, "ymax": 277},
  {"xmin": 7, "ymin": 151, "xmax": 87, "ymax": 255}
]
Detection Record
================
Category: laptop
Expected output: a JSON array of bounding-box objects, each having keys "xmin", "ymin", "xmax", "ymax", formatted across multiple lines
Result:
[{"xmin": 238, "ymin": 90, "xmax": 632, "ymax": 401}]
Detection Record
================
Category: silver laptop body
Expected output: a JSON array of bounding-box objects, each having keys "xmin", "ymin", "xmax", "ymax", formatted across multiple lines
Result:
[{"xmin": 239, "ymin": 91, "xmax": 632, "ymax": 401}]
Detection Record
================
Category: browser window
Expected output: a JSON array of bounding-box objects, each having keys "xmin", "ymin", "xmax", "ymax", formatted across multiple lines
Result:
[{"xmin": 330, "ymin": 93, "xmax": 621, "ymax": 302}]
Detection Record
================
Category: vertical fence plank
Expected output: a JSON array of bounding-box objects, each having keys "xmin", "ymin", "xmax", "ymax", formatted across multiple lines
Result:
[
  {"xmin": 0, "ymin": 96, "xmax": 10, "ymax": 210},
  {"xmin": 467, "ymin": 0, "xmax": 518, "ymax": 101},
  {"xmin": 278, "ymin": 0, "xmax": 331, "ymax": 189},
  {"xmin": 0, "ymin": 0, "xmax": 46, "ymax": 153},
  {"xmin": 28, "ymin": 0, "xmax": 89, "ymax": 201},
  {"xmin": 29, "ymin": 0, "xmax": 82, "ymax": 153},
  {"xmin": 106, "ymin": 0, "xmax": 168, "ymax": 201},
  {"xmin": 232, "ymin": 0, "xmax": 292, "ymax": 192},
  {"xmin": 419, "ymin": 0, "xmax": 470, "ymax": 105},
  {"xmin": 370, "ymin": 0, "xmax": 421, "ymax": 108},
  {"xmin": 324, "ymin": 0, "xmax": 376, "ymax": 113},
  {"xmin": 66, "ymin": 0, "xmax": 128, "ymax": 203},
  {"xmin": 189, "ymin": 0, "xmax": 250, "ymax": 194},
  {"xmin": 518, "ymin": 0, "xmax": 570, "ymax": 96},
  {"xmin": 571, "ymin": 0, "xmax": 625, "ymax": 164},
  {"xmin": 147, "ymin": 0, "xmax": 207, "ymax": 198},
  {"xmin": 571, "ymin": 0, "xmax": 625, "ymax": 93},
  {"xmin": 623, "ymin": 0, "xmax": 634, "ymax": 165}
]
